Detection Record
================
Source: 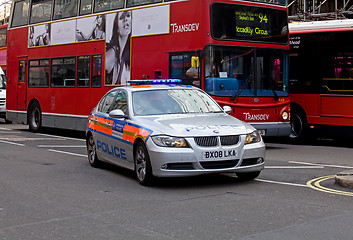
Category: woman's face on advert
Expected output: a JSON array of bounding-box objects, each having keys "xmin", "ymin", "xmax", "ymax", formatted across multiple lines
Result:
[{"xmin": 118, "ymin": 11, "xmax": 131, "ymax": 37}]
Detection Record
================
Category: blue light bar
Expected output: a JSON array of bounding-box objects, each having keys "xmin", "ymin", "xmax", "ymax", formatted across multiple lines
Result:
[{"xmin": 128, "ymin": 79, "xmax": 183, "ymax": 84}]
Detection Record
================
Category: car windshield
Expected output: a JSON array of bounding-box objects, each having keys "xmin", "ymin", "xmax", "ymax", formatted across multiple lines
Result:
[{"xmin": 132, "ymin": 89, "xmax": 223, "ymax": 116}]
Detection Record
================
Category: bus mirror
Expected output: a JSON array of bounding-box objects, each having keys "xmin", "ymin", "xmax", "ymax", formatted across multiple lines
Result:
[{"xmin": 191, "ymin": 56, "xmax": 199, "ymax": 68}]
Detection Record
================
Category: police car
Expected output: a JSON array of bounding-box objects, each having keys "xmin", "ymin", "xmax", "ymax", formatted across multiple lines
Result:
[{"xmin": 86, "ymin": 84, "xmax": 265, "ymax": 185}]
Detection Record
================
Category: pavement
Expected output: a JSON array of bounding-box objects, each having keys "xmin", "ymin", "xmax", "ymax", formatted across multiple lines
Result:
[{"xmin": 335, "ymin": 170, "xmax": 353, "ymax": 189}]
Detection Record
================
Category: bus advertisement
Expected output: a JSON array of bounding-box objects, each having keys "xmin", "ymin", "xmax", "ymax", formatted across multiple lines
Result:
[
  {"xmin": 6, "ymin": 0, "xmax": 290, "ymax": 135},
  {"xmin": 289, "ymin": 19, "xmax": 353, "ymax": 141}
]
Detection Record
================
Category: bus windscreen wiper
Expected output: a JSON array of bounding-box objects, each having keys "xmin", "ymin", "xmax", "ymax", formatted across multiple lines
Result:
[{"xmin": 230, "ymin": 74, "xmax": 253, "ymax": 101}]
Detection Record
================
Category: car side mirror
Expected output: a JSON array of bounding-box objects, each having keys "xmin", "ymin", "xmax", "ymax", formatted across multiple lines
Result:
[
  {"xmin": 109, "ymin": 109, "xmax": 127, "ymax": 118},
  {"xmin": 223, "ymin": 106, "xmax": 232, "ymax": 114}
]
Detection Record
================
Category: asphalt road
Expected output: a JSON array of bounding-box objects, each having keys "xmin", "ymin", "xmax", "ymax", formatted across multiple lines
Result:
[{"xmin": 1, "ymin": 123, "xmax": 353, "ymax": 240}]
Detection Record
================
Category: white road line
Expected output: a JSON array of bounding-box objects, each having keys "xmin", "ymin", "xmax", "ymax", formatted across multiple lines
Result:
[
  {"xmin": 37, "ymin": 133, "xmax": 86, "ymax": 142},
  {"xmin": 38, "ymin": 145, "xmax": 86, "ymax": 148},
  {"xmin": 289, "ymin": 161, "xmax": 353, "ymax": 169},
  {"xmin": 256, "ymin": 179, "xmax": 309, "ymax": 188},
  {"xmin": 0, "ymin": 140, "xmax": 25, "ymax": 147},
  {"xmin": 48, "ymin": 149, "xmax": 87, "ymax": 157},
  {"xmin": 0, "ymin": 127, "xmax": 12, "ymax": 131},
  {"xmin": 265, "ymin": 166, "xmax": 324, "ymax": 169}
]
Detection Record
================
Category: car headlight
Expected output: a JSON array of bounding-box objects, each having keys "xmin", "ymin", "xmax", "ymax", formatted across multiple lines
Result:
[
  {"xmin": 245, "ymin": 131, "xmax": 262, "ymax": 144},
  {"xmin": 151, "ymin": 136, "xmax": 189, "ymax": 148}
]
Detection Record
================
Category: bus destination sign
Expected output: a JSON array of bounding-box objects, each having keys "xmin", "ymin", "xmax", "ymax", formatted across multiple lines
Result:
[{"xmin": 211, "ymin": 3, "xmax": 288, "ymax": 44}]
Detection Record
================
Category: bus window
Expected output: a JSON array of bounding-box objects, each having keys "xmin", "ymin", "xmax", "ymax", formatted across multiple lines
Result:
[
  {"xmin": 11, "ymin": 0, "xmax": 30, "ymax": 27},
  {"xmin": 91, "ymin": 54, "xmax": 102, "ymax": 88},
  {"xmin": 29, "ymin": 59, "xmax": 49, "ymax": 87},
  {"xmin": 77, "ymin": 55, "xmax": 90, "ymax": 87},
  {"xmin": 30, "ymin": 0, "xmax": 52, "ymax": 24},
  {"xmin": 19, "ymin": 60, "xmax": 26, "ymax": 83},
  {"xmin": 0, "ymin": 28, "xmax": 6, "ymax": 47},
  {"xmin": 51, "ymin": 57, "xmax": 76, "ymax": 87},
  {"xmin": 94, "ymin": 0, "xmax": 124, "ymax": 13},
  {"xmin": 126, "ymin": 0, "xmax": 162, "ymax": 7},
  {"xmin": 79, "ymin": 0, "xmax": 93, "ymax": 15},
  {"xmin": 53, "ymin": 0, "xmax": 78, "ymax": 20},
  {"xmin": 169, "ymin": 53, "xmax": 200, "ymax": 87}
]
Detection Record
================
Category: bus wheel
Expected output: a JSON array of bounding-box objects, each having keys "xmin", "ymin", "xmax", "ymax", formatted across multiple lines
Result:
[
  {"xmin": 134, "ymin": 142, "xmax": 153, "ymax": 186},
  {"xmin": 289, "ymin": 112, "xmax": 305, "ymax": 142},
  {"xmin": 28, "ymin": 102, "xmax": 42, "ymax": 132}
]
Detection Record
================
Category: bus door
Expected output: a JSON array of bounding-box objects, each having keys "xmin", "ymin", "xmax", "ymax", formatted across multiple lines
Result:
[{"xmin": 17, "ymin": 59, "xmax": 27, "ymax": 110}]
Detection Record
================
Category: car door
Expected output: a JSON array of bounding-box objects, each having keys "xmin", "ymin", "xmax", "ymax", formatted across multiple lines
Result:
[
  {"xmin": 91, "ymin": 90, "xmax": 118, "ymax": 162},
  {"xmin": 107, "ymin": 90, "xmax": 133, "ymax": 169}
]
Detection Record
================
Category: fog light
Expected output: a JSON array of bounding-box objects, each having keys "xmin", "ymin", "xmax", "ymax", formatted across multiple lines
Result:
[{"xmin": 257, "ymin": 158, "xmax": 264, "ymax": 164}]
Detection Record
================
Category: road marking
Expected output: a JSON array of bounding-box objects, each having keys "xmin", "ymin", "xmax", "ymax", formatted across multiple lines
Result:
[
  {"xmin": 48, "ymin": 149, "xmax": 87, "ymax": 158},
  {"xmin": 256, "ymin": 179, "xmax": 309, "ymax": 188},
  {"xmin": 266, "ymin": 166, "xmax": 324, "ymax": 169},
  {"xmin": 0, "ymin": 139, "xmax": 25, "ymax": 146},
  {"xmin": 290, "ymin": 161, "xmax": 353, "ymax": 169},
  {"xmin": 38, "ymin": 133, "xmax": 86, "ymax": 142},
  {"xmin": 38, "ymin": 145, "xmax": 85, "ymax": 148},
  {"xmin": 307, "ymin": 175, "xmax": 353, "ymax": 197}
]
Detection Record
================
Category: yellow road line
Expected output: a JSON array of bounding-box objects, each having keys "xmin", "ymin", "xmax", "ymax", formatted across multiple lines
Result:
[{"xmin": 307, "ymin": 175, "xmax": 353, "ymax": 197}]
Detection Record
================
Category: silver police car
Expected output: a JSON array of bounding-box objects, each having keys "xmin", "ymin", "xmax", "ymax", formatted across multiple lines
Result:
[{"xmin": 86, "ymin": 84, "xmax": 265, "ymax": 185}]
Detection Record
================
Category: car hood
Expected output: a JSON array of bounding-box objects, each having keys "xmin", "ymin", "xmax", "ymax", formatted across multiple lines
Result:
[{"xmin": 134, "ymin": 113, "xmax": 255, "ymax": 137}]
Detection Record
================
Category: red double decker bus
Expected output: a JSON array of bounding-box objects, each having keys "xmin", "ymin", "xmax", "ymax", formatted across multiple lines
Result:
[
  {"xmin": 6, "ymin": 0, "xmax": 290, "ymax": 135},
  {"xmin": 289, "ymin": 20, "xmax": 353, "ymax": 141}
]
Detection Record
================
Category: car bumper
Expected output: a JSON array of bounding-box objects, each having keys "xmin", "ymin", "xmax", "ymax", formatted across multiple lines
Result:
[{"xmin": 146, "ymin": 135, "xmax": 265, "ymax": 177}]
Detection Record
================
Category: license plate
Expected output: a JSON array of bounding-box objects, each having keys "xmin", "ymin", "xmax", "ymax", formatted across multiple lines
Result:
[
  {"xmin": 258, "ymin": 129, "xmax": 266, "ymax": 136},
  {"xmin": 203, "ymin": 149, "xmax": 238, "ymax": 159}
]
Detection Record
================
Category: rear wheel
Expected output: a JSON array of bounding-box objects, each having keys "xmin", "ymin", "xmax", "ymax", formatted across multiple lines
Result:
[
  {"xmin": 87, "ymin": 134, "xmax": 101, "ymax": 167},
  {"xmin": 134, "ymin": 142, "xmax": 153, "ymax": 186},
  {"xmin": 28, "ymin": 102, "xmax": 42, "ymax": 132},
  {"xmin": 236, "ymin": 171, "xmax": 261, "ymax": 180}
]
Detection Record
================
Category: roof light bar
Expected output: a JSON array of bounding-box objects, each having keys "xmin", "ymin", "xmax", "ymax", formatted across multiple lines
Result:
[{"xmin": 128, "ymin": 79, "xmax": 183, "ymax": 85}]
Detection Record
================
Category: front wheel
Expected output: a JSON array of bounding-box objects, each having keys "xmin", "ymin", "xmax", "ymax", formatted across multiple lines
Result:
[
  {"xmin": 87, "ymin": 134, "xmax": 101, "ymax": 168},
  {"xmin": 134, "ymin": 142, "xmax": 153, "ymax": 186},
  {"xmin": 236, "ymin": 171, "xmax": 261, "ymax": 181},
  {"xmin": 28, "ymin": 102, "xmax": 42, "ymax": 132},
  {"xmin": 289, "ymin": 112, "xmax": 306, "ymax": 143}
]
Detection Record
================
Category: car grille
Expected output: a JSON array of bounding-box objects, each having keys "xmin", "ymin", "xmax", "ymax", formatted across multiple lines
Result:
[
  {"xmin": 194, "ymin": 136, "xmax": 218, "ymax": 147},
  {"xmin": 220, "ymin": 136, "xmax": 240, "ymax": 146},
  {"xmin": 200, "ymin": 160, "xmax": 239, "ymax": 169},
  {"xmin": 0, "ymin": 98, "xmax": 5, "ymax": 106},
  {"xmin": 194, "ymin": 135, "xmax": 240, "ymax": 147}
]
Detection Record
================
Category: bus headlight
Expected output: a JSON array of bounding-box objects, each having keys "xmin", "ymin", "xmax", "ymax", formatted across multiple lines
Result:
[
  {"xmin": 245, "ymin": 131, "xmax": 262, "ymax": 144},
  {"xmin": 152, "ymin": 135, "xmax": 189, "ymax": 148},
  {"xmin": 282, "ymin": 111, "xmax": 289, "ymax": 120}
]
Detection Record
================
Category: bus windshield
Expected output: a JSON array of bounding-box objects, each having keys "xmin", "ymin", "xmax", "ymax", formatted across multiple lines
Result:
[{"xmin": 204, "ymin": 46, "xmax": 288, "ymax": 98}]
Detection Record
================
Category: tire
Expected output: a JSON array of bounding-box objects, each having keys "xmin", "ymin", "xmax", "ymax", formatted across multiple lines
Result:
[
  {"xmin": 87, "ymin": 134, "xmax": 101, "ymax": 168},
  {"xmin": 28, "ymin": 102, "xmax": 42, "ymax": 133},
  {"xmin": 236, "ymin": 171, "xmax": 261, "ymax": 180},
  {"xmin": 134, "ymin": 142, "xmax": 153, "ymax": 186},
  {"xmin": 289, "ymin": 112, "xmax": 306, "ymax": 143},
  {"xmin": 5, "ymin": 119, "xmax": 12, "ymax": 124}
]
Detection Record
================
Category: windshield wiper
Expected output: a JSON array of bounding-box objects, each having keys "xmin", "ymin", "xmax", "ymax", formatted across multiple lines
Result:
[{"xmin": 230, "ymin": 74, "xmax": 253, "ymax": 101}]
